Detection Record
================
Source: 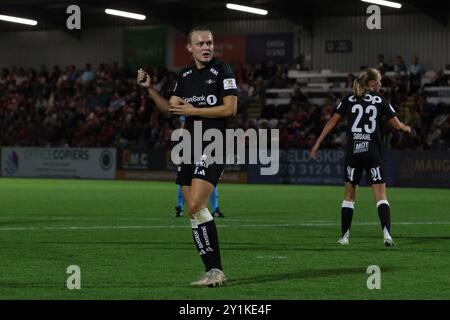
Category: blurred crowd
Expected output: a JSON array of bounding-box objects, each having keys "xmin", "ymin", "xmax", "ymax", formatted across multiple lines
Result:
[{"xmin": 1, "ymin": 58, "xmax": 449, "ymax": 151}]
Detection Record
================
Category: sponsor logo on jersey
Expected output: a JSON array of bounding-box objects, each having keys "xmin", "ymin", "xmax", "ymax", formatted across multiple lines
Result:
[
  {"xmin": 349, "ymin": 93, "xmax": 382, "ymax": 105},
  {"xmin": 353, "ymin": 141, "xmax": 369, "ymax": 154},
  {"xmin": 195, "ymin": 154, "xmax": 209, "ymax": 168},
  {"xmin": 223, "ymin": 78, "xmax": 237, "ymax": 90},
  {"xmin": 205, "ymin": 79, "xmax": 216, "ymax": 85},
  {"xmin": 184, "ymin": 95, "xmax": 206, "ymax": 103},
  {"xmin": 209, "ymin": 67, "xmax": 218, "ymax": 76},
  {"xmin": 182, "ymin": 69, "xmax": 193, "ymax": 78},
  {"xmin": 206, "ymin": 95, "xmax": 217, "ymax": 105},
  {"xmin": 194, "ymin": 168, "xmax": 206, "ymax": 176}
]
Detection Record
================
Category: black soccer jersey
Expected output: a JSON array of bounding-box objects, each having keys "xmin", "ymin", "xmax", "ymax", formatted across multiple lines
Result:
[
  {"xmin": 172, "ymin": 58, "xmax": 238, "ymax": 136},
  {"xmin": 335, "ymin": 90, "xmax": 397, "ymax": 159}
]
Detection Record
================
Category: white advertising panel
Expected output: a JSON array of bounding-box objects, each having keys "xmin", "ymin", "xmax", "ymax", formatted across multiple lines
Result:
[{"xmin": 1, "ymin": 148, "xmax": 116, "ymax": 179}]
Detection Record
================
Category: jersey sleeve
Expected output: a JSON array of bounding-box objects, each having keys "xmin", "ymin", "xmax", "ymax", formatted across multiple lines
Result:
[
  {"xmin": 381, "ymin": 98, "xmax": 397, "ymax": 119},
  {"xmin": 334, "ymin": 96, "xmax": 349, "ymax": 117},
  {"xmin": 172, "ymin": 72, "xmax": 183, "ymax": 97},
  {"xmin": 218, "ymin": 63, "xmax": 238, "ymax": 98}
]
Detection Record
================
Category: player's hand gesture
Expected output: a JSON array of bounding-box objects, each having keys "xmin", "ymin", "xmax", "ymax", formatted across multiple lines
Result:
[
  {"xmin": 310, "ymin": 143, "xmax": 320, "ymax": 160},
  {"xmin": 169, "ymin": 99, "xmax": 196, "ymax": 116},
  {"xmin": 403, "ymin": 125, "xmax": 412, "ymax": 134},
  {"xmin": 137, "ymin": 68, "xmax": 151, "ymax": 88}
]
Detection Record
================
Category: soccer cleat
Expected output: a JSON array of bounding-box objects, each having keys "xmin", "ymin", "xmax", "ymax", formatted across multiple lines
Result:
[
  {"xmin": 383, "ymin": 228, "xmax": 395, "ymax": 247},
  {"xmin": 337, "ymin": 237, "xmax": 349, "ymax": 245},
  {"xmin": 212, "ymin": 207, "xmax": 225, "ymax": 218},
  {"xmin": 384, "ymin": 237, "xmax": 395, "ymax": 247},
  {"xmin": 337, "ymin": 230, "xmax": 350, "ymax": 245},
  {"xmin": 174, "ymin": 206, "xmax": 183, "ymax": 218},
  {"xmin": 190, "ymin": 268, "xmax": 227, "ymax": 287}
]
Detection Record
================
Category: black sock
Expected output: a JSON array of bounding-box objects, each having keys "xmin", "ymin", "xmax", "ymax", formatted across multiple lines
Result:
[
  {"xmin": 377, "ymin": 203, "xmax": 391, "ymax": 233},
  {"xmin": 198, "ymin": 220, "xmax": 222, "ymax": 271},
  {"xmin": 191, "ymin": 225, "xmax": 209, "ymax": 271},
  {"xmin": 341, "ymin": 201, "xmax": 354, "ymax": 238}
]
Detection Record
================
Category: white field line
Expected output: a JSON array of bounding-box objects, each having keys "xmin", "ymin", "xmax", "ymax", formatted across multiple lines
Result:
[{"xmin": 1, "ymin": 221, "xmax": 450, "ymax": 232}]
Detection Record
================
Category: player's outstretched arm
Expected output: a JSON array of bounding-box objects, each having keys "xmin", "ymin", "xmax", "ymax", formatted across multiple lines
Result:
[
  {"xmin": 310, "ymin": 113, "xmax": 342, "ymax": 160},
  {"xmin": 137, "ymin": 68, "xmax": 172, "ymax": 117},
  {"xmin": 388, "ymin": 117, "xmax": 412, "ymax": 134},
  {"xmin": 169, "ymin": 95, "xmax": 237, "ymax": 118}
]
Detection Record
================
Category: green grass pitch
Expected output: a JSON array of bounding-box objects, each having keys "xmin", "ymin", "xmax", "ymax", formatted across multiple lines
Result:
[{"xmin": 0, "ymin": 178, "xmax": 449, "ymax": 300}]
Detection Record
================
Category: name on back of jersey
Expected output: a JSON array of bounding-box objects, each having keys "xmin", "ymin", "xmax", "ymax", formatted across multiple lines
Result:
[
  {"xmin": 353, "ymin": 133, "xmax": 371, "ymax": 141},
  {"xmin": 353, "ymin": 133, "xmax": 371, "ymax": 154}
]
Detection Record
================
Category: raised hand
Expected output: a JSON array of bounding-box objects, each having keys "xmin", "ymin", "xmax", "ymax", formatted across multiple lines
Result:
[{"xmin": 137, "ymin": 68, "xmax": 151, "ymax": 88}]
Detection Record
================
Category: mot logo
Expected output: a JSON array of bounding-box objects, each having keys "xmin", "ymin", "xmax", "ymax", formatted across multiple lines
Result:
[{"xmin": 354, "ymin": 142, "xmax": 369, "ymax": 154}]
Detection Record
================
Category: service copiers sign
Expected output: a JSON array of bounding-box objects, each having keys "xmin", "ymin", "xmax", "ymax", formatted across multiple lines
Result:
[{"xmin": 1, "ymin": 147, "xmax": 116, "ymax": 179}]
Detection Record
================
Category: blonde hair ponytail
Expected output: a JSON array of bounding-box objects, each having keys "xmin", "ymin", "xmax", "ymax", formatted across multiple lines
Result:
[{"xmin": 353, "ymin": 68, "xmax": 380, "ymax": 99}]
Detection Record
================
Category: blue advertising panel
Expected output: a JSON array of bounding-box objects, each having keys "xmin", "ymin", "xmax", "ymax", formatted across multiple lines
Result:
[{"xmin": 249, "ymin": 149, "xmax": 346, "ymax": 185}]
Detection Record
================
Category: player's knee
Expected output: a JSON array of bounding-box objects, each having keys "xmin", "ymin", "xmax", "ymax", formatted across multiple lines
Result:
[
  {"xmin": 344, "ymin": 193, "xmax": 356, "ymax": 202},
  {"xmin": 344, "ymin": 195, "xmax": 356, "ymax": 202},
  {"xmin": 187, "ymin": 198, "xmax": 204, "ymax": 214}
]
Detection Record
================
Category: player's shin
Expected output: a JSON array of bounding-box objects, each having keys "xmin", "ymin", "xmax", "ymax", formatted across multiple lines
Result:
[
  {"xmin": 341, "ymin": 200, "xmax": 355, "ymax": 239},
  {"xmin": 190, "ymin": 218, "xmax": 209, "ymax": 271},
  {"xmin": 195, "ymin": 208, "xmax": 223, "ymax": 271},
  {"xmin": 377, "ymin": 200, "xmax": 392, "ymax": 237}
]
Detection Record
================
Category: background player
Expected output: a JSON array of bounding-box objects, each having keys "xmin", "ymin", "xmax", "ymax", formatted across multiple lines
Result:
[
  {"xmin": 310, "ymin": 68, "xmax": 411, "ymax": 247},
  {"xmin": 137, "ymin": 27, "xmax": 237, "ymax": 286}
]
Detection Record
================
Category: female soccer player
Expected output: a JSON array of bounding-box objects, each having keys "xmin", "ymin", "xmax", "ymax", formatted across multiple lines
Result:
[
  {"xmin": 310, "ymin": 68, "xmax": 411, "ymax": 246},
  {"xmin": 138, "ymin": 27, "xmax": 237, "ymax": 286}
]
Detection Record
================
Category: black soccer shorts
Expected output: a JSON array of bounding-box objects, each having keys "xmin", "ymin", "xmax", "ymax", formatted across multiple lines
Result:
[
  {"xmin": 175, "ymin": 155, "xmax": 225, "ymax": 187},
  {"xmin": 344, "ymin": 156, "xmax": 386, "ymax": 186}
]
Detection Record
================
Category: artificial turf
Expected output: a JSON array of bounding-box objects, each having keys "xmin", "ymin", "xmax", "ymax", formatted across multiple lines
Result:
[{"xmin": 0, "ymin": 178, "xmax": 449, "ymax": 300}]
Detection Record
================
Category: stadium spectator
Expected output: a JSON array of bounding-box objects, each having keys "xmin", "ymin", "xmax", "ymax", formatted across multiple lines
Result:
[
  {"xmin": 81, "ymin": 63, "xmax": 95, "ymax": 83},
  {"xmin": 393, "ymin": 55, "xmax": 407, "ymax": 73},
  {"xmin": 408, "ymin": 55, "xmax": 425, "ymax": 94},
  {"xmin": 380, "ymin": 69, "xmax": 393, "ymax": 87},
  {"xmin": 375, "ymin": 54, "xmax": 392, "ymax": 74},
  {"xmin": 428, "ymin": 71, "xmax": 449, "ymax": 87},
  {"xmin": 391, "ymin": 75, "xmax": 408, "ymax": 106},
  {"xmin": 345, "ymin": 73, "xmax": 356, "ymax": 88}
]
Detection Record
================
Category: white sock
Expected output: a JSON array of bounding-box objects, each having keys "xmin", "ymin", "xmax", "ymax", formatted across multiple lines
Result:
[
  {"xmin": 342, "ymin": 200, "xmax": 355, "ymax": 209},
  {"xmin": 383, "ymin": 227, "xmax": 392, "ymax": 239},
  {"xmin": 342, "ymin": 230, "xmax": 350, "ymax": 239},
  {"xmin": 194, "ymin": 208, "xmax": 213, "ymax": 224},
  {"xmin": 190, "ymin": 219, "xmax": 198, "ymax": 229}
]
